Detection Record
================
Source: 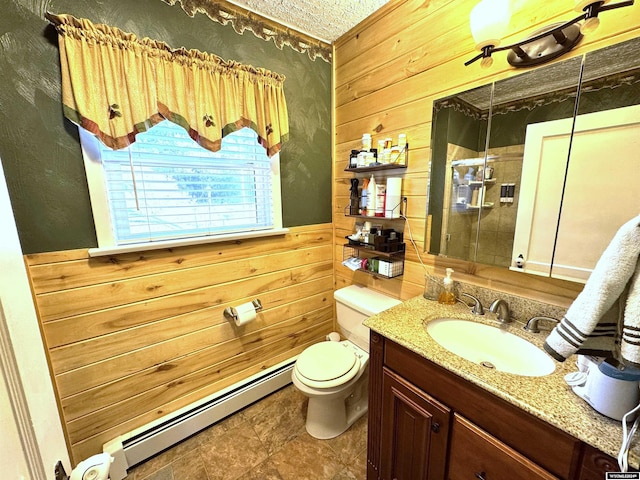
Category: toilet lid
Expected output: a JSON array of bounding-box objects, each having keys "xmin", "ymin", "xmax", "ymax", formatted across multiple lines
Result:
[{"xmin": 296, "ymin": 342, "xmax": 357, "ymax": 383}]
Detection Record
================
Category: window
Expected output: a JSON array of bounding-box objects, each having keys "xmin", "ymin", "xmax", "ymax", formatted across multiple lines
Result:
[{"xmin": 80, "ymin": 120, "xmax": 284, "ymax": 254}]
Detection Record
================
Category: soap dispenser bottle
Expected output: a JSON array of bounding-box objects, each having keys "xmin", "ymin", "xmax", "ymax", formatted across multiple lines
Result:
[{"xmin": 438, "ymin": 268, "xmax": 456, "ymax": 305}]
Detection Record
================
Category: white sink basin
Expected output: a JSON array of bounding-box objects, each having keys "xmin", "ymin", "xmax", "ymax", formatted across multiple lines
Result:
[{"xmin": 426, "ymin": 318, "xmax": 555, "ymax": 377}]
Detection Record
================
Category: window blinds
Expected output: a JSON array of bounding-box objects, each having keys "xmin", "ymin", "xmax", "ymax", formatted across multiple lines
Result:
[{"xmin": 99, "ymin": 121, "xmax": 274, "ymax": 244}]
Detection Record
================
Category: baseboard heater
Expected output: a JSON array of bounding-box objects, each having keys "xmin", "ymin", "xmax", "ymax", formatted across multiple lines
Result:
[{"xmin": 104, "ymin": 357, "xmax": 296, "ymax": 480}]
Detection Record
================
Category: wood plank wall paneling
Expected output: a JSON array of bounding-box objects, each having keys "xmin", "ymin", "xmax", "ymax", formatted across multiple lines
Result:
[
  {"xmin": 24, "ymin": 224, "xmax": 334, "ymax": 463},
  {"xmin": 333, "ymin": 0, "xmax": 640, "ymax": 306}
]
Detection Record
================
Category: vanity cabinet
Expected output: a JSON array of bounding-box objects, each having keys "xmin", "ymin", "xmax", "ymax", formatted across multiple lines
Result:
[
  {"xmin": 380, "ymin": 368, "xmax": 450, "ymax": 480},
  {"xmin": 367, "ymin": 331, "xmax": 626, "ymax": 480}
]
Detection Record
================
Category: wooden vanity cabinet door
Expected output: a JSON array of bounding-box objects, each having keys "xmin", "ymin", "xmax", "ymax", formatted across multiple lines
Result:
[
  {"xmin": 380, "ymin": 367, "xmax": 451, "ymax": 480},
  {"xmin": 448, "ymin": 414, "xmax": 558, "ymax": 480},
  {"xmin": 578, "ymin": 444, "xmax": 632, "ymax": 479}
]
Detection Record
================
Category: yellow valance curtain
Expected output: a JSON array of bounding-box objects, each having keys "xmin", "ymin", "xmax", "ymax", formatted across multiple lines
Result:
[{"xmin": 45, "ymin": 13, "xmax": 289, "ymax": 156}]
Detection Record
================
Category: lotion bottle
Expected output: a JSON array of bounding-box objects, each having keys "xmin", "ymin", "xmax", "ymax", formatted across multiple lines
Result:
[
  {"xmin": 367, "ymin": 174, "xmax": 377, "ymax": 216},
  {"xmin": 438, "ymin": 268, "xmax": 456, "ymax": 305}
]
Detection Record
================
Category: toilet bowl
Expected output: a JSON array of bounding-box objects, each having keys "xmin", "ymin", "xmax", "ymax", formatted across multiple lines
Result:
[
  {"xmin": 292, "ymin": 285, "xmax": 401, "ymax": 439},
  {"xmin": 292, "ymin": 340, "xmax": 369, "ymax": 439}
]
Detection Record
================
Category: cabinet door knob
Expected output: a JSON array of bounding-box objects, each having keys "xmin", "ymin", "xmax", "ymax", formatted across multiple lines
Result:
[
  {"xmin": 431, "ymin": 422, "xmax": 440, "ymax": 433},
  {"xmin": 474, "ymin": 472, "xmax": 486, "ymax": 480}
]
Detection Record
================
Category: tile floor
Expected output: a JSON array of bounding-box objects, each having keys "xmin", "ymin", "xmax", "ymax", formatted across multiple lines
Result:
[{"xmin": 127, "ymin": 384, "xmax": 368, "ymax": 480}]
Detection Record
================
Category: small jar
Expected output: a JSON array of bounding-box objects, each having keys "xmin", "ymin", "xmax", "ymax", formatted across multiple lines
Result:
[
  {"xmin": 349, "ymin": 150, "xmax": 359, "ymax": 168},
  {"xmin": 357, "ymin": 151, "xmax": 367, "ymax": 167},
  {"xmin": 484, "ymin": 166, "xmax": 494, "ymax": 179},
  {"xmin": 362, "ymin": 133, "xmax": 372, "ymax": 152},
  {"xmin": 389, "ymin": 146, "xmax": 401, "ymax": 164},
  {"xmin": 364, "ymin": 151, "xmax": 375, "ymax": 166}
]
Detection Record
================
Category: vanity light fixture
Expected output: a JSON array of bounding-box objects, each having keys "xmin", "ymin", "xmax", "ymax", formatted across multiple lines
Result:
[{"xmin": 465, "ymin": 0, "xmax": 635, "ymax": 68}]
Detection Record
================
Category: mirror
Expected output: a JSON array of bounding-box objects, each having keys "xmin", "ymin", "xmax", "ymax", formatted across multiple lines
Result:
[
  {"xmin": 427, "ymin": 37, "xmax": 640, "ymax": 282},
  {"xmin": 551, "ymin": 40, "xmax": 640, "ymax": 282}
]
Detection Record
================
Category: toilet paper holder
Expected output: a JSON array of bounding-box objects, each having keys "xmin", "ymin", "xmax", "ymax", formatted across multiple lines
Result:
[{"xmin": 224, "ymin": 299, "xmax": 263, "ymax": 322}]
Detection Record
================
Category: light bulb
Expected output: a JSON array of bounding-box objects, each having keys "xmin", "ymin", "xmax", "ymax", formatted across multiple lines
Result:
[{"xmin": 470, "ymin": 0, "xmax": 512, "ymax": 50}]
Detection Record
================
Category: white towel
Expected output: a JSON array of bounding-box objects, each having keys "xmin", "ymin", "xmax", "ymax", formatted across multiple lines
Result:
[
  {"xmin": 544, "ymin": 214, "xmax": 640, "ymax": 367},
  {"xmin": 622, "ymin": 260, "xmax": 640, "ymax": 363}
]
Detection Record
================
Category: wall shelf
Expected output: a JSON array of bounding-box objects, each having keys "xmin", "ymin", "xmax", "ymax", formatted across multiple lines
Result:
[
  {"xmin": 344, "ymin": 151, "xmax": 406, "ymax": 279},
  {"xmin": 344, "ymin": 237, "xmax": 406, "ymax": 255},
  {"xmin": 345, "ymin": 214, "xmax": 406, "ymax": 220},
  {"xmin": 342, "ymin": 244, "xmax": 405, "ymax": 279},
  {"xmin": 345, "ymin": 144, "xmax": 408, "ymax": 172},
  {"xmin": 466, "ymin": 202, "xmax": 494, "ymax": 210},
  {"xmin": 468, "ymin": 178, "xmax": 496, "ymax": 186},
  {"xmin": 345, "ymin": 197, "xmax": 408, "ymax": 219},
  {"xmin": 345, "ymin": 163, "xmax": 407, "ymax": 173}
]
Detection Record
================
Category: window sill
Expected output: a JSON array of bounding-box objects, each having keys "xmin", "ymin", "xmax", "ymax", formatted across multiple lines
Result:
[{"xmin": 87, "ymin": 228, "xmax": 290, "ymax": 258}]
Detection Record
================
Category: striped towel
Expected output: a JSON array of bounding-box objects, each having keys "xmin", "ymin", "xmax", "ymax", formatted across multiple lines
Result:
[{"xmin": 544, "ymin": 214, "xmax": 640, "ymax": 367}]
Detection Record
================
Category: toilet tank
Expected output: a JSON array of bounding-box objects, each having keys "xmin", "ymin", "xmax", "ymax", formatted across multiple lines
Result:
[{"xmin": 334, "ymin": 285, "xmax": 401, "ymax": 352}]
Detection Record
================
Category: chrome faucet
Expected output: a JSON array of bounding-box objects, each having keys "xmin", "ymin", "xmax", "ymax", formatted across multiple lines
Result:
[
  {"xmin": 524, "ymin": 316, "xmax": 559, "ymax": 333},
  {"xmin": 489, "ymin": 299, "xmax": 511, "ymax": 324},
  {"xmin": 461, "ymin": 293, "xmax": 484, "ymax": 315}
]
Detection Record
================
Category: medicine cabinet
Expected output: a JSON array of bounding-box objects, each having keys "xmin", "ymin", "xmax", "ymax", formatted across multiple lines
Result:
[{"xmin": 426, "ymin": 36, "xmax": 640, "ymax": 283}]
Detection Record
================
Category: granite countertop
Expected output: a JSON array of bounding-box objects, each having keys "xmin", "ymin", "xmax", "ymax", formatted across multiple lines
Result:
[{"xmin": 364, "ymin": 294, "xmax": 640, "ymax": 469}]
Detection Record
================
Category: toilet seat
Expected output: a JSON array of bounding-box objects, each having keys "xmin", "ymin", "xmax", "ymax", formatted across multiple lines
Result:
[{"xmin": 295, "ymin": 342, "xmax": 361, "ymax": 389}]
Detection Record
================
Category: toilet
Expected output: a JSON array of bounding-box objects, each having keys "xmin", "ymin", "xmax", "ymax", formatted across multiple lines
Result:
[{"xmin": 291, "ymin": 285, "xmax": 401, "ymax": 439}]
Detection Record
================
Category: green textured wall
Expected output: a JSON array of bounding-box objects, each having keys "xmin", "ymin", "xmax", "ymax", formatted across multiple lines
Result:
[{"xmin": 0, "ymin": 0, "xmax": 332, "ymax": 253}]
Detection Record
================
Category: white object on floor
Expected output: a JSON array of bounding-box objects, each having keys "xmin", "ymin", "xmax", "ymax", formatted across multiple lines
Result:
[{"xmin": 70, "ymin": 453, "xmax": 112, "ymax": 480}]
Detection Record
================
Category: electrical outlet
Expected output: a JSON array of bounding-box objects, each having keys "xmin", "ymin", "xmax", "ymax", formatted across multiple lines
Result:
[{"xmin": 54, "ymin": 460, "xmax": 68, "ymax": 480}]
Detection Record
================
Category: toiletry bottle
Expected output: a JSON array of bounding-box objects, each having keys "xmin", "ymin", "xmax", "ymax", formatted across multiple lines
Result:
[
  {"xmin": 438, "ymin": 268, "xmax": 456, "ymax": 305},
  {"xmin": 361, "ymin": 177, "xmax": 369, "ymax": 214},
  {"xmin": 457, "ymin": 184, "xmax": 470, "ymax": 205},
  {"xmin": 464, "ymin": 167, "xmax": 475, "ymax": 183},
  {"xmin": 349, "ymin": 178, "xmax": 359, "ymax": 215},
  {"xmin": 362, "ymin": 133, "xmax": 372, "ymax": 151},
  {"xmin": 375, "ymin": 183, "xmax": 386, "ymax": 217},
  {"xmin": 389, "ymin": 145, "xmax": 401, "ymax": 164},
  {"xmin": 349, "ymin": 150, "xmax": 359, "ymax": 169},
  {"xmin": 397, "ymin": 133, "xmax": 407, "ymax": 165},
  {"xmin": 367, "ymin": 174, "xmax": 377, "ymax": 216},
  {"xmin": 377, "ymin": 140, "xmax": 386, "ymax": 163}
]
